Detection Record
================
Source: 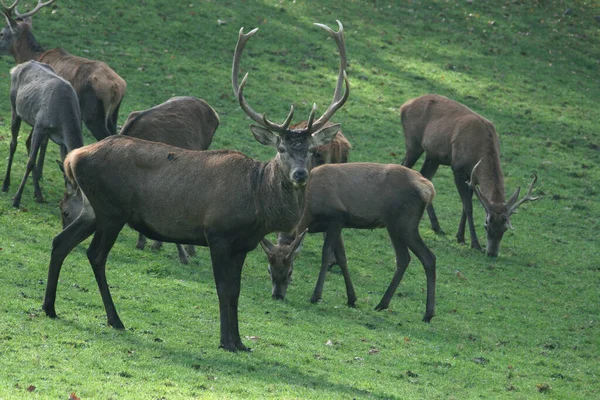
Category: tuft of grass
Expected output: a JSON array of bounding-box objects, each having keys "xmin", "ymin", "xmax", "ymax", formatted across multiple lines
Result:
[{"xmin": 0, "ymin": 0, "xmax": 599, "ymax": 399}]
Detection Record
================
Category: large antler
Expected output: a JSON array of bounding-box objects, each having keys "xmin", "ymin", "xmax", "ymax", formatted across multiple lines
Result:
[
  {"xmin": 466, "ymin": 159, "xmax": 493, "ymax": 212},
  {"xmin": 506, "ymin": 173, "xmax": 538, "ymax": 216},
  {"xmin": 232, "ymin": 27, "xmax": 295, "ymax": 135},
  {"xmin": 309, "ymin": 20, "xmax": 350, "ymax": 133},
  {"xmin": 1, "ymin": 0, "xmax": 54, "ymax": 19}
]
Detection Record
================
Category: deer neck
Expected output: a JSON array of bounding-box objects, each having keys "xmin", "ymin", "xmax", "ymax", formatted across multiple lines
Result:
[
  {"xmin": 13, "ymin": 29, "xmax": 45, "ymax": 64},
  {"xmin": 476, "ymin": 156, "xmax": 506, "ymax": 205},
  {"xmin": 256, "ymin": 158, "xmax": 306, "ymax": 234}
]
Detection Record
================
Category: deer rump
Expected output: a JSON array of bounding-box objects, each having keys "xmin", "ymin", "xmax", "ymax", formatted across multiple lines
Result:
[{"xmin": 65, "ymin": 136, "xmax": 264, "ymax": 249}]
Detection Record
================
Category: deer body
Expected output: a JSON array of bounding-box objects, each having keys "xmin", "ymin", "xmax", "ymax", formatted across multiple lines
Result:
[
  {"xmin": 0, "ymin": 0, "xmax": 127, "ymax": 141},
  {"xmin": 400, "ymin": 94, "xmax": 537, "ymax": 257},
  {"xmin": 262, "ymin": 163, "xmax": 437, "ymax": 322},
  {"xmin": 43, "ymin": 21, "xmax": 349, "ymax": 352},
  {"xmin": 3, "ymin": 60, "xmax": 82, "ymax": 207},
  {"xmin": 59, "ymin": 96, "xmax": 220, "ymax": 264}
]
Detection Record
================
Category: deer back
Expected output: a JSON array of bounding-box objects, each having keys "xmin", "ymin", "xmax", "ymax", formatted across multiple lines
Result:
[{"xmin": 120, "ymin": 96, "xmax": 219, "ymax": 150}]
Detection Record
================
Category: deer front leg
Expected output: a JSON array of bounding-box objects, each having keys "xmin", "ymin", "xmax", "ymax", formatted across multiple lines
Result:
[
  {"xmin": 208, "ymin": 236, "xmax": 249, "ymax": 352},
  {"xmin": 12, "ymin": 126, "xmax": 43, "ymax": 208},
  {"xmin": 135, "ymin": 233, "xmax": 147, "ymax": 250},
  {"xmin": 2, "ymin": 114, "xmax": 21, "ymax": 193},
  {"xmin": 310, "ymin": 225, "xmax": 342, "ymax": 304},
  {"xmin": 454, "ymin": 171, "xmax": 482, "ymax": 250},
  {"xmin": 332, "ymin": 232, "xmax": 356, "ymax": 307},
  {"xmin": 175, "ymin": 244, "xmax": 190, "ymax": 265}
]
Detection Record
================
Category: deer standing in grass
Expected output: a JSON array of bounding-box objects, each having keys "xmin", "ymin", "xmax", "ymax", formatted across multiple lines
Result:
[
  {"xmin": 0, "ymin": 0, "xmax": 127, "ymax": 141},
  {"xmin": 59, "ymin": 96, "xmax": 220, "ymax": 264},
  {"xmin": 261, "ymin": 163, "xmax": 437, "ymax": 321},
  {"xmin": 399, "ymin": 94, "xmax": 538, "ymax": 257},
  {"xmin": 3, "ymin": 60, "xmax": 82, "ymax": 207},
  {"xmin": 43, "ymin": 21, "xmax": 349, "ymax": 352}
]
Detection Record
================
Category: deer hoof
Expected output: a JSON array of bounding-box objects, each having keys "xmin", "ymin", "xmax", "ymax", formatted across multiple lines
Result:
[
  {"xmin": 422, "ymin": 313, "xmax": 434, "ymax": 323},
  {"xmin": 374, "ymin": 303, "xmax": 388, "ymax": 311},
  {"xmin": 309, "ymin": 295, "xmax": 322, "ymax": 304}
]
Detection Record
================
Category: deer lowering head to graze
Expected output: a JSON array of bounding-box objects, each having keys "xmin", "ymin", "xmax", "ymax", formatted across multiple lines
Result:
[
  {"xmin": 43, "ymin": 21, "xmax": 349, "ymax": 352},
  {"xmin": 59, "ymin": 96, "xmax": 220, "ymax": 264},
  {"xmin": 261, "ymin": 163, "xmax": 437, "ymax": 322},
  {"xmin": 2, "ymin": 60, "xmax": 82, "ymax": 208},
  {"xmin": 400, "ymin": 94, "xmax": 538, "ymax": 257},
  {"xmin": 0, "ymin": 0, "xmax": 126, "ymax": 141}
]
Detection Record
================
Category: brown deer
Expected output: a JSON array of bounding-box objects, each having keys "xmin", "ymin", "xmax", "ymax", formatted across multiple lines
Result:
[
  {"xmin": 0, "ymin": 0, "xmax": 127, "ymax": 141},
  {"xmin": 59, "ymin": 96, "xmax": 220, "ymax": 264},
  {"xmin": 3, "ymin": 60, "xmax": 83, "ymax": 208},
  {"xmin": 42, "ymin": 21, "xmax": 349, "ymax": 352},
  {"xmin": 399, "ymin": 94, "xmax": 538, "ymax": 257},
  {"xmin": 260, "ymin": 163, "xmax": 437, "ymax": 322}
]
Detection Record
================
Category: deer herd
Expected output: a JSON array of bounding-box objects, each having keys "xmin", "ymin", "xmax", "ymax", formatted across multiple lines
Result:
[{"xmin": 0, "ymin": 1, "xmax": 538, "ymax": 351}]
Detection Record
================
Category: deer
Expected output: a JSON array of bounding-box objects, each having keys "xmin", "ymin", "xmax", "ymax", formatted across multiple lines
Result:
[
  {"xmin": 0, "ymin": 0, "xmax": 127, "ymax": 142},
  {"xmin": 399, "ymin": 94, "xmax": 538, "ymax": 257},
  {"xmin": 42, "ymin": 21, "xmax": 349, "ymax": 352},
  {"xmin": 3, "ymin": 60, "xmax": 83, "ymax": 208},
  {"xmin": 59, "ymin": 96, "xmax": 220, "ymax": 264},
  {"xmin": 260, "ymin": 163, "xmax": 437, "ymax": 322}
]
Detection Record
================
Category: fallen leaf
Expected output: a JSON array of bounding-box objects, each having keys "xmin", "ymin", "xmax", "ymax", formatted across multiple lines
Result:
[
  {"xmin": 26, "ymin": 385, "xmax": 36, "ymax": 392},
  {"xmin": 325, "ymin": 339, "xmax": 333, "ymax": 346},
  {"xmin": 70, "ymin": 392, "xmax": 81, "ymax": 400},
  {"xmin": 368, "ymin": 348, "xmax": 380, "ymax": 355}
]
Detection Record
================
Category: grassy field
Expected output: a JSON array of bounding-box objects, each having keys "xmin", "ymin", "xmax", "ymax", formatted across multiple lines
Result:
[{"xmin": 0, "ymin": 0, "xmax": 598, "ymax": 398}]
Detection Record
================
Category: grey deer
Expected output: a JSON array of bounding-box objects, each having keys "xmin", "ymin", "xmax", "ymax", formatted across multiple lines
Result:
[
  {"xmin": 400, "ymin": 94, "xmax": 538, "ymax": 257},
  {"xmin": 261, "ymin": 163, "xmax": 437, "ymax": 322},
  {"xmin": 59, "ymin": 96, "xmax": 220, "ymax": 264},
  {"xmin": 0, "ymin": 0, "xmax": 127, "ymax": 141},
  {"xmin": 3, "ymin": 60, "xmax": 82, "ymax": 208},
  {"xmin": 42, "ymin": 21, "xmax": 349, "ymax": 352}
]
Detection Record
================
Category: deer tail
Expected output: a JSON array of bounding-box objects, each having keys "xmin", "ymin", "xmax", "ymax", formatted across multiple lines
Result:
[
  {"xmin": 63, "ymin": 151, "xmax": 79, "ymax": 188},
  {"xmin": 412, "ymin": 173, "xmax": 436, "ymax": 205}
]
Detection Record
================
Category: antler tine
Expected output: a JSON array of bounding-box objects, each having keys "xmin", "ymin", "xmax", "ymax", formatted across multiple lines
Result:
[
  {"xmin": 507, "ymin": 172, "xmax": 539, "ymax": 216},
  {"xmin": 306, "ymin": 103, "xmax": 317, "ymax": 132},
  {"xmin": 14, "ymin": 0, "xmax": 54, "ymax": 19},
  {"xmin": 232, "ymin": 26, "xmax": 294, "ymax": 134},
  {"xmin": 466, "ymin": 159, "xmax": 493, "ymax": 212},
  {"xmin": 310, "ymin": 20, "xmax": 350, "ymax": 133}
]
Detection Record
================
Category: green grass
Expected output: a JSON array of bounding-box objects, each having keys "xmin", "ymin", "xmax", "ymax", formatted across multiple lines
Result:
[{"xmin": 0, "ymin": 0, "xmax": 599, "ymax": 398}]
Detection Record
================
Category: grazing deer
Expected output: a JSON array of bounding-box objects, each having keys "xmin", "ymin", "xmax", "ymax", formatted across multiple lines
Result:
[
  {"xmin": 3, "ymin": 60, "xmax": 82, "ymax": 208},
  {"xmin": 399, "ymin": 94, "xmax": 538, "ymax": 257},
  {"xmin": 0, "ymin": 0, "xmax": 127, "ymax": 141},
  {"xmin": 261, "ymin": 163, "xmax": 437, "ymax": 322},
  {"xmin": 42, "ymin": 21, "xmax": 349, "ymax": 352},
  {"xmin": 59, "ymin": 96, "xmax": 220, "ymax": 264}
]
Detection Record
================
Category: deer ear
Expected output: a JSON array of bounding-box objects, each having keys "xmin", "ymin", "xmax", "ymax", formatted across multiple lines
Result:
[
  {"xmin": 291, "ymin": 229, "xmax": 308, "ymax": 255},
  {"xmin": 260, "ymin": 237, "xmax": 276, "ymax": 255},
  {"xmin": 250, "ymin": 125, "xmax": 279, "ymax": 147},
  {"xmin": 310, "ymin": 123, "xmax": 340, "ymax": 147}
]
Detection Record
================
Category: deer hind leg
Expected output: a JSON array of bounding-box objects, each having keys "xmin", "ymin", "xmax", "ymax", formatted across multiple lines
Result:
[
  {"xmin": 207, "ymin": 234, "xmax": 249, "ymax": 352},
  {"xmin": 135, "ymin": 233, "xmax": 147, "ymax": 250},
  {"xmin": 87, "ymin": 219, "xmax": 127, "ymax": 329},
  {"xmin": 2, "ymin": 114, "xmax": 21, "ymax": 193},
  {"xmin": 175, "ymin": 244, "xmax": 190, "ymax": 265},
  {"xmin": 310, "ymin": 224, "xmax": 343, "ymax": 304},
  {"xmin": 453, "ymin": 170, "xmax": 482, "ymax": 250},
  {"xmin": 80, "ymin": 88, "xmax": 112, "ymax": 141},
  {"xmin": 186, "ymin": 245, "xmax": 196, "ymax": 257},
  {"xmin": 419, "ymin": 157, "xmax": 443, "ymax": 235},
  {"xmin": 406, "ymin": 231, "xmax": 436, "ymax": 322},
  {"xmin": 43, "ymin": 209, "xmax": 97, "ymax": 319},
  {"xmin": 12, "ymin": 126, "xmax": 45, "ymax": 208},
  {"xmin": 375, "ymin": 227, "xmax": 411, "ymax": 311},
  {"xmin": 31, "ymin": 134, "xmax": 50, "ymax": 204}
]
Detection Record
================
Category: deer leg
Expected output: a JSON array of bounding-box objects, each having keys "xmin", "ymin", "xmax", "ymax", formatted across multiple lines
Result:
[
  {"xmin": 175, "ymin": 244, "xmax": 190, "ymax": 265},
  {"xmin": 406, "ymin": 231, "xmax": 436, "ymax": 322},
  {"xmin": 324, "ymin": 231, "xmax": 338, "ymax": 270},
  {"xmin": 31, "ymin": 134, "xmax": 50, "ymax": 204},
  {"xmin": 135, "ymin": 233, "xmax": 147, "ymax": 250},
  {"xmin": 2, "ymin": 115, "xmax": 21, "ymax": 193},
  {"xmin": 12, "ymin": 126, "xmax": 44, "ymax": 208},
  {"xmin": 43, "ymin": 210, "xmax": 97, "ymax": 319},
  {"xmin": 150, "ymin": 240, "xmax": 164, "ymax": 250},
  {"xmin": 186, "ymin": 245, "xmax": 196, "ymax": 257},
  {"xmin": 208, "ymin": 235, "xmax": 249, "ymax": 352},
  {"xmin": 333, "ymin": 231, "xmax": 357, "ymax": 307},
  {"xmin": 454, "ymin": 171, "xmax": 482, "ymax": 250},
  {"xmin": 310, "ymin": 224, "xmax": 342, "ymax": 304},
  {"xmin": 108, "ymin": 101, "xmax": 122, "ymax": 135},
  {"xmin": 80, "ymin": 92, "xmax": 112, "ymax": 141},
  {"xmin": 86, "ymin": 220, "xmax": 127, "ymax": 329},
  {"xmin": 375, "ymin": 228, "xmax": 411, "ymax": 311},
  {"xmin": 419, "ymin": 157, "xmax": 443, "ymax": 235}
]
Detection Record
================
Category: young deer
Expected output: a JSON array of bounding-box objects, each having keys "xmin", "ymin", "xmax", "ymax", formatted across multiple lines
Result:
[
  {"xmin": 3, "ymin": 60, "xmax": 82, "ymax": 208},
  {"xmin": 43, "ymin": 21, "xmax": 349, "ymax": 352},
  {"xmin": 0, "ymin": 0, "xmax": 126, "ymax": 141},
  {"xmin": 59, "ymin": 96, "xmax": 220, "ymax": 264},
  {"xmin": 261, "ymin": 163, "xmax": 437, "ymax": 322},
  {"xmin": 400, "ymin": 94, "xmax": 538, "ymax": 257}
]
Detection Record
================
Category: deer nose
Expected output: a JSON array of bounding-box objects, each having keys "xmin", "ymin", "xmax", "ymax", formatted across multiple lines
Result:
[{"xmin": 292, "ymin": 169, "xmax": 308, "ymax": 184}]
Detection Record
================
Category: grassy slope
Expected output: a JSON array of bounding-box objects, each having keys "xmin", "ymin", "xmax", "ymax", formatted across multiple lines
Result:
[{"xmin": 0, "ymin": 0, "xmax": 598, "ymax": 398}]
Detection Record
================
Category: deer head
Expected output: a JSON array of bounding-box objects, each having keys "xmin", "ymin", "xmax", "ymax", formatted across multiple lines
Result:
[
  {"xmin": 0, "ymin": 0, "xmax": 53, "ymax": 57},
  {"xmin": 467, "ymin": 159, "xmax": 539, "ymax": 257},
  {"xmin": 232, "ymin": 20, "xmax": 349, "ymax": 188}
]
